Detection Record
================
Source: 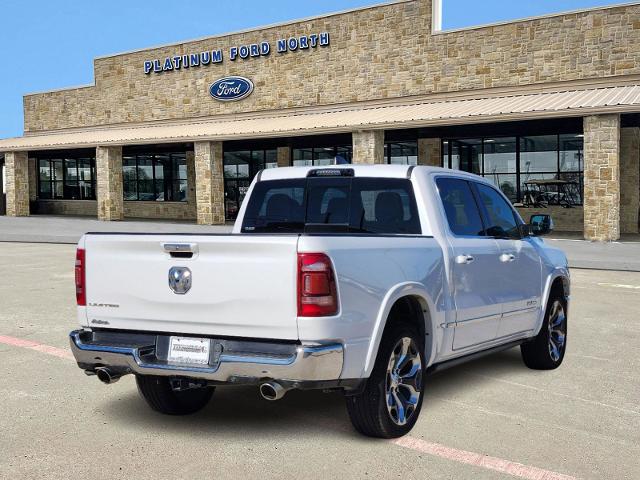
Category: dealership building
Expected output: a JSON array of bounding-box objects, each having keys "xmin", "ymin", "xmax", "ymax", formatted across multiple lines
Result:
[{"xmin": 1, "ymin": 0, "xmax": 640, "ymax": 240}]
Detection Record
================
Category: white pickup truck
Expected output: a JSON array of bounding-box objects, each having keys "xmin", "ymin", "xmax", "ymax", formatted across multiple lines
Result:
[{"xmin": 70, "ymin": 165, "xmax": 570, "ymax": 438}]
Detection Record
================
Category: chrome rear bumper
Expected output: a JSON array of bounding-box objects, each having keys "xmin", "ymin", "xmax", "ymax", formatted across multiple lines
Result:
[{"xmin": 69, "ymin": 330, "xmax": 344, "ymax": 384}]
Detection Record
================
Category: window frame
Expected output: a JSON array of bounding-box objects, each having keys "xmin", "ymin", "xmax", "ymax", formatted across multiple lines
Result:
[
  {"xmin": 441, "ymin": 133, "xmax": 584, "ymax": 205},
  {"xmin": 223, "ymin": 148, "xmax": 278, "ymax": 220},
  {"xmin": 37, "ymin": 155, "xmax": 96, "ymax": 201},
  {"xmin": 385, "ymin": 141, "xmax": 419, "ymax": 165},
  {"xmin": 434, "ymin": 175, "xmax": 488, "ymax": 239},
  {"xmin": 123, "ymin": 151, "xmax": 188, "ymax": 203},
  {"xmin": 470, "ymin": 181, "xmax": 524, "ymax": 240},
  {"xmin": 241, "ymin": 177, "xmax": 423, "ymax": 235},
  {"xmin": 291, "ymin": 145, "xmax": 353, "ymax": 167}
]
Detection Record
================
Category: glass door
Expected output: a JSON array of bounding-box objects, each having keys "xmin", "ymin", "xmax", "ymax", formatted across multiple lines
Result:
[{"xmin": 223, "ymin": 149, "xmax": 277, "ymax": 220}]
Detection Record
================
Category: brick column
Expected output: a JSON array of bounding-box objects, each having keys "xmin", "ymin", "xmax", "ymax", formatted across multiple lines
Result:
[
  {"xmin": 418, "ymin": 138, "xmax": 441, "ymax": 166},
  {"xmin": 277, "ymin": 146, "xmax": 291, "ymax": 168},
  {"xmin": 620, "ymin": 127, "xmax": 640, "ymax": 234},
  {"xmin": 194, "ymin": 141, "xmax": 225, "ymax": 225},
  {"xmin": 5, "ymin": 151, "xmax": 30, "ymax": 217},
  {"xmin": 96, "ymin": 146, "xmax": 124, "ymax": 221},
  {"xmin": 353, "ymin": 130, "xmax": 385, "ymax": 165},
  {"xmin": 583, "ymin": 114, "xmax": 621, "ymax": 241}
]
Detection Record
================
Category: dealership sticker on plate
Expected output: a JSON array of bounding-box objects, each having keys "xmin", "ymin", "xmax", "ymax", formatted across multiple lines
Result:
[{"xmin": 168, "ymin": 337, "xmax": 211, "ymax": 365}]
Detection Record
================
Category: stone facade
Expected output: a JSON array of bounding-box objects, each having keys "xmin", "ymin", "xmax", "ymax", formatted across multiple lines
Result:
[
  {"xmin": 22, "ymin": 1, "xmax": 640, "ymax": 132},
  {"xmin": 517, "ymin": 206, "xmax": 585, "ymax": 232},
  {"xmin": 418, "ymin": 138, "xmax": 441, "ymax": 166},
  {"xmin": 277, "ymin": 147, "xmax": 291, "ymax": 168},
  {"xmin": 123, "ymin": 149, "xmax": 197, "ymax": 220},
  {"xmin": 194, "ymin": 141, "xmax": 225, "ymax": 225},
  {"xmin": 620, "ymin": 127, "xmax": 640, "ymax": 234},
  {"xmin": 5, "ymin": 152, "xmax": 29, "ymax": 217},
  {"xmin": 37, "ymin": 200, "xmax": 98, "ymax": 217},
  {"xmin": 353, "ymin": 130, "xmax": 385, "ymax": 164},
  {"xmin": 5, "ymin": 0, "xmax": 640, "ymax": 239},
  {"xmin": 96, "ymin": 146, "xmax": 124, "ymax": 221},
  {"xmin": 583, "ymin": 114, "xmax": 621, "ymax": 241}
]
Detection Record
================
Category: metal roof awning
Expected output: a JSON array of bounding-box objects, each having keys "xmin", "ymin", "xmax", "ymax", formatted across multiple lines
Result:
[{"xmin": 2, "ymin": 84, "xmax": 640, "ymax": 152}]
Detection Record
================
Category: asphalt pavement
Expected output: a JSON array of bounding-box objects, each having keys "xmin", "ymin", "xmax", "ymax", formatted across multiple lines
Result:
[{"xmin": 0, "ymin": 243, "xmax": 639, "ymax": 479}]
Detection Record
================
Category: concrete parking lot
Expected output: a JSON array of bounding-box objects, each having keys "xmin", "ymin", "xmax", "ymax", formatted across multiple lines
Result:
[{"xmin": 1, "ymin": 243, "xmax": 638, "ymax": 480}]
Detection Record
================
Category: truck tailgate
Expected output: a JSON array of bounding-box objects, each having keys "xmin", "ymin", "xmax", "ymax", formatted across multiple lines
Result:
[{"xmin": 83, "ymin": 234, "xmax": 299, "ymax": 340}]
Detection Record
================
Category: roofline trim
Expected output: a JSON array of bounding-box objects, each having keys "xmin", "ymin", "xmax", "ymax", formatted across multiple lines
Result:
[
  {"xmin": 23, "ymin": 83, "xmax": 95, "ymax": 98},
  {"xmin": 433, "ymin": 1, "xmax": 640, "ymax": 35}
]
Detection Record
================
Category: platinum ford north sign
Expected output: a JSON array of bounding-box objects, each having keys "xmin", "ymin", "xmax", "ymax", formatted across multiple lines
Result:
[
  {"xmin": 144, "ymin": 32, "xmax": 330, "ymax": 75},
  {"xmin": 209, "ymin": 77, "xmax": 254, "ymax": 102}
]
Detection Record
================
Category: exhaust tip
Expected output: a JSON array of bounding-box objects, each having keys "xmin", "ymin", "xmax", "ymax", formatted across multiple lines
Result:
[
  {"xmin": 259, "ymin": 382, "xmax": 286, "ymax": 401},
  {"xmin": 95, "ymin": 367, "xmax": 119, "ymax": 385}
]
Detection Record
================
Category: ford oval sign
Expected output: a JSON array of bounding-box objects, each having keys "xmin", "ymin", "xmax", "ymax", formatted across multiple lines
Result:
[{"xmin": 209, "ymin": 76, "xmax": 254, "ymax": 102}]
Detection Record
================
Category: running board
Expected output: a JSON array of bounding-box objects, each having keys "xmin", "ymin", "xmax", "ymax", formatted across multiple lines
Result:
[{"xmin": 426, "ymin": 340, "xmax": 525, "ymax": 375}]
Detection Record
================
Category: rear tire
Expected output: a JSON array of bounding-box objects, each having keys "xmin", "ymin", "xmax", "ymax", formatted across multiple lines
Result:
[
  {"xmin": 136, "ymin": 376, "xmax": 215, "ymax": 415},
  {"xmin": 346, "ymin": 322, "xmax": 425, "ymax": 438},
  {"xmin": 521, "ymin": 291, "xmax": 568, "ymax": 370}
]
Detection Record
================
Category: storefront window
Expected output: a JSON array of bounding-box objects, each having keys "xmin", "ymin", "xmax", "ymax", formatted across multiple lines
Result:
[
  {"xmin": 520, "ymin": 135, "xmax": 559, "ymax": 173},
  {"xmin": 441, "ymin": 133, "xmax": 584, "ymax": 205},
  {"xmin": 385, "ymin": 142, "xmax": 418, "ymax": 165},
  {"xmin": 292, "ymin": 146, "xmax": 352, "ymax": 166},
  {"xmin": 123, "ymin": 152, "xmax": 187, "ymax": 202},
  {"xmin": 224, "ymin": 149, "xmax": 277, "ymax": 220},
  {"xmin": 449, "ymin": 139, "xmax": 482, "ymax": 174},
  {"xmin": 37, "ymin": 154, "xmax": 96, "ymax": 200},
  {"xmin": 483, "ymin": 137, "xmax": 517, "ymax": 202}
]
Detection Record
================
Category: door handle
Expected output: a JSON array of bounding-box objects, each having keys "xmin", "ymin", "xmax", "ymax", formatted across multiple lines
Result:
[
  {"xmin": 455, "ymin": 254, "xmax": 475, "ymax": 265},
  {"xmin": 500, "ymin": 253, "xmax": 516, "ymax": 263}
]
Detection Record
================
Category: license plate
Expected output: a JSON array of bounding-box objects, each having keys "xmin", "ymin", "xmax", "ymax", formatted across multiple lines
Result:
[{"xmin": 168, "ymin": 337, "xmax": 211, "ymax": 365}]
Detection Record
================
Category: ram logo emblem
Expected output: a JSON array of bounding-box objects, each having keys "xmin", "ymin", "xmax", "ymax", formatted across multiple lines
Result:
[{"xmin": 168, "ymin": 267, "xmax": 192, "ymax": 295}]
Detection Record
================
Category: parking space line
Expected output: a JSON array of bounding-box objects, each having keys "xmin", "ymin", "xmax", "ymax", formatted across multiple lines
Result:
[
  {"xmin": 392, "ymin": 437, "xmax": 578, "ymax": 480},
  {"xmin": 0, "ymin": 333, "xmax": 581, "ymax": 479},
  {"xmin": 597, "ymin": 282, "xmax": 640, "ymax": 289},
  {"xmin": 0, "ymin": 335, "xmax": 74, "ymax": 360}
]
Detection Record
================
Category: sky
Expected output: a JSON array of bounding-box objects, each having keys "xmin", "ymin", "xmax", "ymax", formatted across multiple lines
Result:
[{"xmin": 0, "ymin": 0, "xmax": 627, "ymax": 139}]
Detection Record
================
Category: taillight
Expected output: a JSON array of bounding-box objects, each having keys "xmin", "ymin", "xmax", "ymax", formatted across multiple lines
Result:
[
  {"xmin": 298, "ymin": 253, "xmax": 338, "ymax": 317},
  {"xmin": 75, "ymin": 248, "xmax": 86, "ymax": 306}
]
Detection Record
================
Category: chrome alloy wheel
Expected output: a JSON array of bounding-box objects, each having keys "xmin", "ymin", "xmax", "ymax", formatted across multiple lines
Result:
[
  {"xmin": 385, "ymin": 337, "xmax": 423, "ymax": 426},
  {"xmin": 547, "ymin": 300, "xmax": 567, "ymax": 362}
]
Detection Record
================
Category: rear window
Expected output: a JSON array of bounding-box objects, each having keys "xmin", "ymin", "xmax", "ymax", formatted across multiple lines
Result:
[{"xmin": 241, "ymin": 177, "xmax": 421, "ymax": 234}]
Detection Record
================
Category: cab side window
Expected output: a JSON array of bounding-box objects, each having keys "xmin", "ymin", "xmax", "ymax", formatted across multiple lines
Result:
[
  {"xmin": 473, "ymin": 183, "xmax": 520, "ymax": 239},
  {"xmin": 436, "ymin": 178, "xmax": 485, "ymax": 237}
]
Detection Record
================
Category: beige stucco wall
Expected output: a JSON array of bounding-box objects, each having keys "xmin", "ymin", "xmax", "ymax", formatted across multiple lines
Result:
[{"xmin": 23, "ymin": 0, "xmax": 640, "ymax": 132}]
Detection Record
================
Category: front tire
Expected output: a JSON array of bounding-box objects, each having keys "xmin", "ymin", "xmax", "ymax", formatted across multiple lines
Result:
[
  {"xmin": 521, "ymin": 292, "xmax": 568, "ymax": 370},
  {"xmin": 136, "ymin": 376, "xmax": 215, "ymax": 415},
  {"xmin": 346, "ymin": 323, "xmax": 425, "ymax": 438}
]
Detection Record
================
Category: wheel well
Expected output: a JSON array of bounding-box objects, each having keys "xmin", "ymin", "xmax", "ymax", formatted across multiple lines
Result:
[
  {"xmin": 385, "ymin": 296, "xmax": 432, "ymax": 359},
  {"xmin": 550, "ymin": 276, "xmax": 567, "ymax": 298}
]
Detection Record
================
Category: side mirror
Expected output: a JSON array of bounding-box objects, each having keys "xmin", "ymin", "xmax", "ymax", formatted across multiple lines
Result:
[{"xmin": 529, "ymin": 214, "xmax": 554, "ymax": 236}]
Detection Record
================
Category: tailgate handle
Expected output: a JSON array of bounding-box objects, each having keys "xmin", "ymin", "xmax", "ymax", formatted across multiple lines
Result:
[{"xmin": 163, "ymin": 243, "xmax": 198, "ymax": 259}]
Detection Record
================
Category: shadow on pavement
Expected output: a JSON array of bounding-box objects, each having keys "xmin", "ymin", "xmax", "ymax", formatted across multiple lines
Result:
[
  {"xmin": 102, "ymin": 384, "xmax": 357, "ymax": 439},
  {"xmin": 101, "ymin": 348, "xmax": 525, "ymax": 437}
]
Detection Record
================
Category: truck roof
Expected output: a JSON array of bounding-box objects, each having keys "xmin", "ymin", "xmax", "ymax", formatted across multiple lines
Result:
[{"xmin": 259, "ymin": 164, "xmax": 458, "ymax": 181}]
